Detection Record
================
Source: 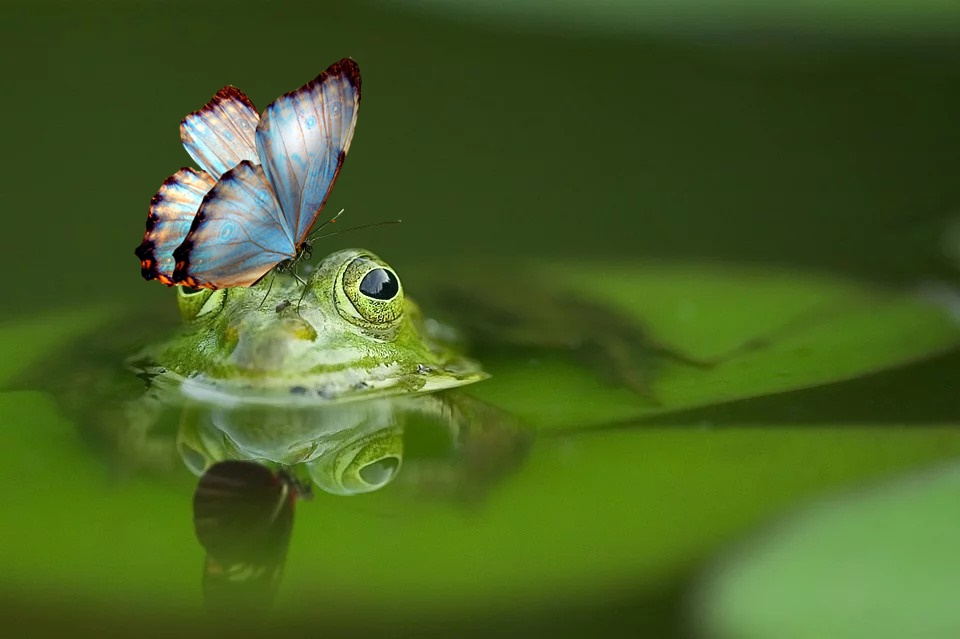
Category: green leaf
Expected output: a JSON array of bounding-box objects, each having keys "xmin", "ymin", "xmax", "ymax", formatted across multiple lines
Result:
[
  {"xmin": 468, "ymin": 262, "xmax": 960, "ymax": 429},
  {"xmin": 2, "ymin": 265, "xmax": 957, "ymax": 624},
  {"xmin": 693, "ymin": 460, "xmax": 960, "ymax": 639},
  {"xmin": 0, "ymin": 306, "xmax": 118, "ymax": 386},
  {"xmin": 3, "ymin": 388, "xmax": 958, "ymax": 622},
  {"xmin": 273, "ymin": 426, "xmax": 960, "ymax": 618}
]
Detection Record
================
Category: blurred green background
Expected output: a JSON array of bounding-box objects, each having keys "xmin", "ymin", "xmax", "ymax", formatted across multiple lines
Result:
[
  {"xmin": 3, "ymin": 0, "xmax": 960, "ymax": 313},
  {"xmin": 3, "ymin": 1, "xmax": 960, "ymax": 637}
]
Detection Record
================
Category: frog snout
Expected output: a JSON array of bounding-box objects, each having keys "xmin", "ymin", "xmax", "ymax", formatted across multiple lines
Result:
[
  {"xmin": 230, "ymin": 318, "xmax": 318, "ymax": 371},
  {"xmin": 278, "ymin": 317, "xmax": 318, "ymax": 341},
  {"xmin": 246, "ymin": 318, "xmax": 317, "ymax": 344}
]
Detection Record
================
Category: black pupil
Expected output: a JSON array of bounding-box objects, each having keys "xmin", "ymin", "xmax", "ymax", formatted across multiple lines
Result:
[{"xmin": 359, "ymin": 268, "xmax": 398, "ymax": 300}]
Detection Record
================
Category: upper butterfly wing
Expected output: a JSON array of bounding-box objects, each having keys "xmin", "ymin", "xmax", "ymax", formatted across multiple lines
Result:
[
  {"xmin": 255, "ymin": 58, "xmax": 361, "ymax": 244},
  {"xmin": 172, "ymin": 161, "xmax": 296, "ymax": 289},
  {"xmin": 135, "ymin": 167, "xmax": 216, "ymax": 284},
  {"xmin": 181, "ymin": 86, "xmax": 261, "ymax": 180}
]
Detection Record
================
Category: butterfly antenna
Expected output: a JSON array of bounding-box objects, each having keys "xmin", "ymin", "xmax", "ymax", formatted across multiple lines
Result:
[
  {"xmin": 311, "ymin": 218, "xmax": 402, "ymax": 242},
  {"xmin": 306, "ymin": 208, "xmax": 346, "ymax": 242}
]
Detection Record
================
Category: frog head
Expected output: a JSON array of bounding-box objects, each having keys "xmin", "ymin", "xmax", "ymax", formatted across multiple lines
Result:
[{"xmin": 147, "ymin": 249, "xmax": 487, "ymax": 405}]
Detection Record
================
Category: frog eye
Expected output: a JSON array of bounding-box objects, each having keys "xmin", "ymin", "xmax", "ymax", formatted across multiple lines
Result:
[
  {"xmin": 336, "ymin": 255, "xmax": 404, "ymax": 333},
  {"xmin": 306, "ymin": 426, "xmax": 403, "ymax": 495},
  {"xmin": 359, "ymin": 268, "xmax": 399, "ymax": 300},
  {"xmin": 177, "ymin": 286, "xmax": 226, "ymax": 322}
]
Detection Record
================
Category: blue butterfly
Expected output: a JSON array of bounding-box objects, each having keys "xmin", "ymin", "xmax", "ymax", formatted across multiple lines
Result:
[{"xmin": 135, "ymin": 58, "xmax": 361, "ymax": 289}]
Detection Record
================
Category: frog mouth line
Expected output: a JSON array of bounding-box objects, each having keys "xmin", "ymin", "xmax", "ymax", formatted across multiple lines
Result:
[{"xmin": 174, "ymin": 365, "xmax": 489, "ymax": 408}]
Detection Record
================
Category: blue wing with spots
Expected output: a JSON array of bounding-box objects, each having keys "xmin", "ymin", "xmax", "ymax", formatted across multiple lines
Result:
[
  {"xmin": 135, "ymin": 167, "xmax": 216, "ymax": 284},
  {"xmin": 172, "ymin": 161, "xmax": 296, "ymax": 289},
  {"xmin": 140, "ymin": 60, "xmax": 361, "ymax": 289},
  {"xmin": 181, "ymin": 87, "xmax": 260, "ymax": 179},
  {"xmin": 256, "ymin": 58, "xmax": 361, "ymax": 244}
]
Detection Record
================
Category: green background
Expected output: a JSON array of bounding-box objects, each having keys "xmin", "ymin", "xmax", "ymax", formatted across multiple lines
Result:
[
  {"xmin": 3, "ymin": 0, "xmax": 960, "ymax": 313},
  {"xmin": 2, "ymin": 1, "xmax": 960, "ymax": 637}
]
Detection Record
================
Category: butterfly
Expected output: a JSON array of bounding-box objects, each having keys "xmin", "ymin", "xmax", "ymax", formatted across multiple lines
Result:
[
  {"xmin": 193, "ymin": 460, "xmax": 312, "ymax": 615},
  {"xmin": 135, "ymin": 58, "xmax": 361, "ymax": 289}
]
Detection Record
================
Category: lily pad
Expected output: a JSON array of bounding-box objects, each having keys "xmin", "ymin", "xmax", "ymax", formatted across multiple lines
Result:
[
  {"xmin": 4, "ymin": 263, "xmax": 957, "ymax": 433},
  {"xmin": 465, "ymin": 262, "xmax": 960, "ymax": 429},
  {"xmin": 2, "ymin": 388, "xmax": 959, "ymax": 623},
  {"xmin": 274, "ymin": 426, "xmax": 960, "ymax": 618},
  {"xmin": 692, "ymin": 460, "xmax": 960, "ymax": 639},
  {"xmin": 1, "ymin": 263, "xmax": 958, "ymax": 628}
]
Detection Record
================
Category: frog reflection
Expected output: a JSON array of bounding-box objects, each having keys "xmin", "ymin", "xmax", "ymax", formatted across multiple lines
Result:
[
  {"xmin": 179, "ymin": 400, "xmax": 403, "ymax": 495},
  {"xmin": 181, "ymin": 394, "xmax": 530, "ymax": 616},
  {"xmin": 176, "ymin": 392, "xmax": 531, "ymax": 499}
]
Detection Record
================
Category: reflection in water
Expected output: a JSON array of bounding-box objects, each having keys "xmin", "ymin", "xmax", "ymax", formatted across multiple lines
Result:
[
  {"xmin": 150, "ymin": 391, "xmax": 531, "ymax": 616},
  {"xmin": 193, "ymin": 461, "xmax": 311, "ymax": 616},
  {"xmin": 40, "ymin": 336, "xmax": 532, "ymax": 617},
  {"xmin": 178, "ymin": 399, "xmax": 407, "ymax": 495},
  {"xmin": 175, "ymin": 392, "xmax": 532, "ymax": 500}
]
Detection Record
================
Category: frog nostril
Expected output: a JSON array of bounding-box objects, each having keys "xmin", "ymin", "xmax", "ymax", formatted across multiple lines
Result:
[{"xmin": 284, "ymin": 318, "xmax": 317, "ymax": 341}]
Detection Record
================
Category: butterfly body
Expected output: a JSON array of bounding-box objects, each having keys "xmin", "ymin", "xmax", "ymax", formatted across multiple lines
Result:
[{"xmin": 136, "ymin": 59, "xmax": 361, "ymax": 289}]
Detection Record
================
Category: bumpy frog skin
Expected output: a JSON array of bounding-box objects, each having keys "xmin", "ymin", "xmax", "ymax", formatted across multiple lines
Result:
[{"xmin": 135, "ymin": 249, "xmax": 487, "ymax": 406}]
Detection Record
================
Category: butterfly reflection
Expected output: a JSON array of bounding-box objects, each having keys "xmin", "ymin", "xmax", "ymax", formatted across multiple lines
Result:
[
  {"xmin": 136, "ymin": 58, "xmax": 361, "ymax": 290},
  {"xmin": 192, "ymin": 460, "xmax": 311, "ymax": 616}
]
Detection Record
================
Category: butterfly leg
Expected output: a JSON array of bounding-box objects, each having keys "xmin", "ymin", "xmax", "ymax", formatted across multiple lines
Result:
[
  {"xmin": 257, "ymin": 272, "xmax": 277, "ymax": 310},
  {"xmin": 293, "ymin": 267, "xmax": 310, "ymax": 314}
]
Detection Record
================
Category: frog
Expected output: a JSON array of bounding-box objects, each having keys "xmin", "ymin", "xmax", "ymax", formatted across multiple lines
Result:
[
  {"xmin": 134, "ymin": 248, "xmax": 489, "ymax": 406},
  {"xmin": 83, "ymin": 247, "xmax": 532, "ymax": 499},
  {"xmin": 18, "ymin": 243, "xmax": 712, "ymax": 498},
  {"xmin": 108, "ymin": 245, "xmax": 698, "ymax": 495}
]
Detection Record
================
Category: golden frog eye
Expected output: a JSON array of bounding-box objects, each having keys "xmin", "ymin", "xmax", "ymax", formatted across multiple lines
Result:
[{"xmin": 336, "ymin": 255, "xmax": 404, "ymax": 334}]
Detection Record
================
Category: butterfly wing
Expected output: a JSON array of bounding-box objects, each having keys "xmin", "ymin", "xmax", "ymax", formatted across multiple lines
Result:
[
  {"xmin": 193, "ymin": 461, "xmax": 297, "ymax": 615},
  {"xmin": 181, "ymin": 86, "xmax": 260, "ymax": 179},
  {"xmin": 135, "ymin": 168, "xmax": 216, "ymax": 284},
  {"xmin": 172, "ymin": 161, "xmax": 296, "ymax": 289},
  {"xmin": 256, "ymin": 58, "xmax": 361, "ymax": 244}
]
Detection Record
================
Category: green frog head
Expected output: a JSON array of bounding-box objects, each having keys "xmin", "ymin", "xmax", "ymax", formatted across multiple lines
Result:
[{"xmin": 139, "ymin": 249, "xmax": 487, "ymax": 406}]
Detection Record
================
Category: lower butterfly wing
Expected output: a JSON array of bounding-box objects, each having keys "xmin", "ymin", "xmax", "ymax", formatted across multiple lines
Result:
[
  {"xmin": 181, "ymin": 86, "xmax": 261, "ymax": 180},
  {"xmin": 255, "ymin": 58, "xmax": 361, "ymax": 243},
  {"xmin": 135, "ymin": 168, "xmax": 216, "ymax": 284},
  {"xmin": 193, "ymin": 461, "xmax": 296, "ymax": 615},
  {"xmin": 172, "ymin": 161, "xmax": 296, "ymax": 289},
  {"xmin": 193, "ymin": 461, "xmax": 295, "ymax": 557}
]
